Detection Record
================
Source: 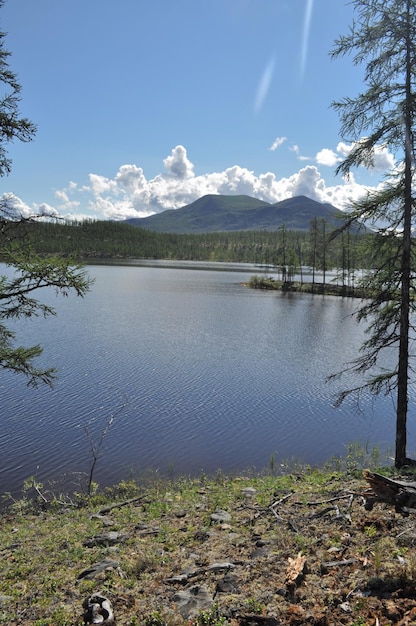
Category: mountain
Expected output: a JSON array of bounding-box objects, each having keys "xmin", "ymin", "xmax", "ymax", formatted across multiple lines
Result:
[{"xmin": 126, "ymin": 194, "xmax": 352, "ymax": 233}]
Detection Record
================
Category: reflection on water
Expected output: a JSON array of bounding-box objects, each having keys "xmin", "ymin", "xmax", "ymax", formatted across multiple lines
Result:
[{"xmin": 0, "ymin": 262, "xmax": 408, "ymax": 497}]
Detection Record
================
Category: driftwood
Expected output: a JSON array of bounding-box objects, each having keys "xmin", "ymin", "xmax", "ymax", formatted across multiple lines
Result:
[{"xmin": 363, "ymin": 469, "xmax": 416, "ymax": 513}]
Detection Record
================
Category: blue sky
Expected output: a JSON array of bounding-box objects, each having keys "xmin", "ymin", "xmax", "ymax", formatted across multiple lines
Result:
[{"xmin": 1, "ymin": 0, "xmax": 395, "ymax": 220}]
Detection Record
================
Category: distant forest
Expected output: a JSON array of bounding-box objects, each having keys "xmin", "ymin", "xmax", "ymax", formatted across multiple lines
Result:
[{"xmin": 16, "ymin": 217, "xmax": 376, "ymax": 276}]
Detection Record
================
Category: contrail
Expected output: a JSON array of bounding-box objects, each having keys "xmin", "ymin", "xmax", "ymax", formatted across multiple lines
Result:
[
  {"xmin": 300, "ymin": 0, "xmax": 314, "ymax": 81},
  {"xmin": 254, "ymin": 55, "xmax": 276, "ymax": 114}
]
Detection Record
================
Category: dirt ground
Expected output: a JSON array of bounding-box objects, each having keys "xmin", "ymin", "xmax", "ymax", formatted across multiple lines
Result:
[{"xmin": 3, "ymin": 470, "xmax": 416, "ymax": 625}]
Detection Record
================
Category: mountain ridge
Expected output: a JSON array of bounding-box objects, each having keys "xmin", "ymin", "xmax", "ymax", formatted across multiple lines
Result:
[{"xmin": 125, "ymin": 194, "xmax": 351, "ymax": 233}]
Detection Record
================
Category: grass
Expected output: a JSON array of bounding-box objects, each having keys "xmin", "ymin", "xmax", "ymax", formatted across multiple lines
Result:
[{"xmin": 2, "ymin": 451, "xmax": 416, "ymax": 625}]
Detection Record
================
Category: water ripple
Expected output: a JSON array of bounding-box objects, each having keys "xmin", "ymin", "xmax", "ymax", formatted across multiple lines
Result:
[{"xmin": 0, "ymin": 264, "xmax": 400, "ymax": 496}]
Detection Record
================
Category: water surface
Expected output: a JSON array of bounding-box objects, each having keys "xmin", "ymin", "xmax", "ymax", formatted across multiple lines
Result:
[{"xmin": 0, "ymin": 262, "xmax": 409, "ymax": 497}]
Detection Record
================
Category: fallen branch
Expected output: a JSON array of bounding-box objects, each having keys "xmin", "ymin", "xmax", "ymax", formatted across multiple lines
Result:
[
  {"xmin": 269, "ymin": 492, "xmax": 293, "ymax": 523},
  {"xmin": 310, "ymin": 505, "xmax": 341, "ymax": 519},
  {"xmin": 99, "ymin": 495, "xmax": 146, "ymax": 515},
  {"xmin": 305, "ymin": 494, "xmax": 356, "ymax": 506},
  {"xmin": 320, "ymin": 558, "xmax": 357, "ymax": 573}
]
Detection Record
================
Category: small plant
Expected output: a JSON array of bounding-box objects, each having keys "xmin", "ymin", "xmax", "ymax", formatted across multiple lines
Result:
[
  {"xmin": 144, "ymin": 610, "xmax": 166, "ymax": 626},
  {"xmin": 364, "ymin": 524, "xmax": 377, "ymax": 538},
  {"xmin": 372, "ymin": 540, "xmax": 383, "ymax": 575},
  {"xmin": 131, "ymin": 551, "xmax": 159, "ymax": 578},
  {"xmin": 246, "ymin": 598, "xmax": 265, "ymax": 615},
  {"xmin": 269, "ymin": 452, "xmax": 276, "ymax": 476},
  {"xmin": 192, "ymin": 603, "xmax": 228, "ymax": 626},
  {"xmin": 84, "ymin": 391, "xmax": 128, "ymax": 496},
  {"xmin": 294, "ymin": 533, "xmax": 310, "ymax": 551}
]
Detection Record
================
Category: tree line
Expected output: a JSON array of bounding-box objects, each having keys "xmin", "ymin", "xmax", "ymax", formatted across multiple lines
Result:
[{"xmin": 20, "ymin": 217, "xmax": 375, "ymax": 278}]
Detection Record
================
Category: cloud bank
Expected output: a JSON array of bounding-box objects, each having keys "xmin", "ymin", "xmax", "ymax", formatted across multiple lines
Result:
[{"xmin": 2, "ymin": 142, "xmax": 395, "ymax": 222}]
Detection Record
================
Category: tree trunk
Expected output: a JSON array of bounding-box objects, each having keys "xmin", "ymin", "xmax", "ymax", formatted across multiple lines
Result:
[{"xmin": 395, "ymin": 0, "xmax": 413, "ymax": 469}]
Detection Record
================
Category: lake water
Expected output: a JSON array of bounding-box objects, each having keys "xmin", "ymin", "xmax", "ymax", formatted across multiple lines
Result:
[{"xmin": 0, "ymin": 261, "xmax": 412, "ymax": 498}]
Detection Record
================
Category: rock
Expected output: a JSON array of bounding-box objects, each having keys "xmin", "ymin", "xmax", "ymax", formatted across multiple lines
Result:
[
  {"xmin": 135, "ymin": 523, "xmax": 160, "ymax": 535},
  {"xmin": 250, "ymin": 546, "xmax": 269, "ymax": 559},
  {"xmin": 77, "ymin": 559, "xmax": 120, "ymax": 581},
  {"xmin": 216, "ymin": 574, "xmax": 239, "ymax": 593},
  {"xmin": 194, "ymin": 530, "xmax": 210, "ymax": 542},
  {"xmin": 255, "ymin": 539, "xmax": 269, "ymax": 547},
  {"xmin": 174, "ymin": 585, "xmax": 213, "ymax": 619},
  {"xmin": 241, "ymin": 487, "xmax": 257, "ymax": 498},
  {"xmin": 339, "ymin": 602, "xmax": 352, "ymax": 613},
  {"xmin": 90, "ymin": 514, "xmax": 115, "ymax": 527},
  {"xmin": 208, "ymin": 562, "xmax": 236, "ymax": 572},
  {"xmin": 210, "ymin": 509, "xmax": 232, "ymax": 524},
  {"xmin": 83, "ymin": 531, "xmax": 128, "ymax": 547},
  {"xmin": 165, "ymin": 574, "xmax": 189, "ymax": 584},
  {"xmin": 236, "ymin": 617, "xmax": 280, "ymax": 626},
  {"xmin": 83, "ymin": 594, "xmax": 114, "ymax": 624}
]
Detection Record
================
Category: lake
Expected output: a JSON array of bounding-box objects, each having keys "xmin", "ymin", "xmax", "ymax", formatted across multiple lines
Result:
[{"xmin": 0, "ymin": 261, "xmax": 412, "ymax": 499}]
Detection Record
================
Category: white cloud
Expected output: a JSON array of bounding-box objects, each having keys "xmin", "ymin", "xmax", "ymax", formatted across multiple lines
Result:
[
  {"xmin": 4, "ymin": 141, "xmax": 397, "ymax": 222},
  {"xmin": 372, "ymin": 145, "xmax": 396, "ymax": 171},
  {"xmin": 269, "ymin": 136, "xmax": 287, "ymax": 151},
  {"xmin": 289, "ymin": 140, "xmax": 397, "ymax": 174},
  {"xmin": 163, "ymin": 145, "xmax": 194, "ymax": 179},
  {"xmin": 89, "ymin": 173, "xmax": 118, "ymax": 197},
  {"xmin": 35, "ymin": 203, "xmax": 59, "ymax": 218},
  {"xmin": 336, "ymin": 142, "xmax": 352, "ymax": 158},
  {"xmin": 315, "ymin": 148, "xmax": 341, "ymax": 167},
  {"xmin": 54, "ymin": 185, "xmax": 80, "ymax": 213},
  {"xmin": 290, "ymin": 144, "xmax": 311, "ymax": 161}
]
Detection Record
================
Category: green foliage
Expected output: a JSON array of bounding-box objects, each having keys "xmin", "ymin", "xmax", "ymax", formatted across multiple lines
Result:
[
  {"xmin": 248, "ymin": 275, "xmax": 279, "ymax": 289},
  {"xmin": 20, "ymin": 217, "xmax": 375, "ymax": 273},
  {"xmin": 246, "ymin": 598, "xmax": 265, "ymax": 614},
  {"xmin": 330, "ymin": 0, "xmax": 416, "ymax": 468},
  {"xmin": 143, "ymin": 611, "xmax": 166, "ymax": 626},
  {"xmin": 191, "ymin": 604, "xmax": 228, "ymax": 626},
  {"xmin": 0, "ymin": 2, "xmax": 37, "ymax": 177}
]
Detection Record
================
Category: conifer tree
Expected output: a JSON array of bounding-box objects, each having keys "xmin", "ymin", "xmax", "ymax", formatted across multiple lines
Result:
[
  {"xmin": 330, "ymin": 0, "xmax": 416, "ymax": 468},
  {"xmin": 0, "ymin": 3, "xmax": 91, "ymax": 386}
]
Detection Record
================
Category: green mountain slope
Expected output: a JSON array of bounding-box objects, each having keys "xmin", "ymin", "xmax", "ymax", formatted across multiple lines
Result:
[{"xmin": 126, "ymin": 194, "xmax": 349, "ymax": 233}]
